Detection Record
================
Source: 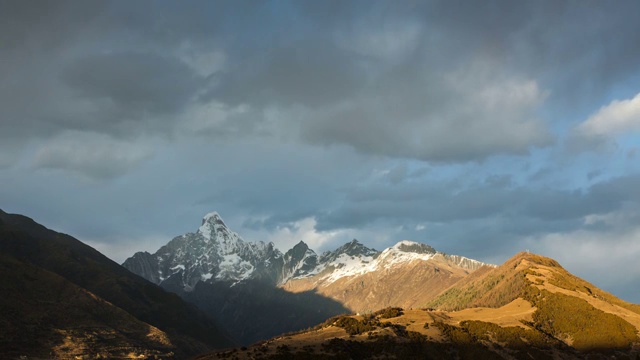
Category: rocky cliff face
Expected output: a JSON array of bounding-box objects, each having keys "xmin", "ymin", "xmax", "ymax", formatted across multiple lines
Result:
[{"xmin": 123, "ymin": 251, "xmax": 161, "ymax": 283}]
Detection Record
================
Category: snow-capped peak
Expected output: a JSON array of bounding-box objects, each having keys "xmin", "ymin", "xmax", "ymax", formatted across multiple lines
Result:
[
  {"xmin": 122, "ymin": 211, "xmax": 288, "ymax": 291},
  {"xmin": 319, "ymin": 239, "xmax": 379, "ymax": 263},
  {"xmin": 293, "ymin": 240, "xmax": 445, "ymax": 284},
  {"xmin": 376, "ymin": 240, "xmax": 436, "ymax": 268},
  {"xmin": 202, "ymin": 211, "xmax": 224, "ymax": 225},
  {"xmin": 198, "ymin": 211, "xmax": 233, "ymax": 243}
]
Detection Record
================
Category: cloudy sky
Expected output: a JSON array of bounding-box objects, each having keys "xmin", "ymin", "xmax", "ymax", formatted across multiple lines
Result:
[{"xmin": 2, "ymin": 1, "xmax": 640, "ymax": 302}]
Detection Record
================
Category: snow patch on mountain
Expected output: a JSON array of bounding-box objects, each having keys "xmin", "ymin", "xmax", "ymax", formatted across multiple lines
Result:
[
  {"xmin": 309, "ymin": 240, "xmax": 438, "ymax": 284},
  {"xmin": 201, "ymin": 273, "xmax": 213, "ymax": 281},
  {"xmin": 297, "ymin": 240, "xmax": 494, "ymax": 285},
  {"xmin": 217, "ymin": 253, "xmax": 255, "ymax": 281},
  {"xmin": 320, "ymin": 252, "xmax": 377, "ymax": 283},
  {"xmin": 442, "ymin": 253, "xmax": 495, "ymax": 271}
]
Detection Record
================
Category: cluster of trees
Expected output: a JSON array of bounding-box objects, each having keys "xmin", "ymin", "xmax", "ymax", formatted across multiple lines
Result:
[
  {"xmin": 373, "ymin": 307, "xmax": 403, "ymax": 319},
  {"xmin": 333, "ymin": 316, "xmax": 378, "ymax": 335},
  {"xmin": 328, "ymin": 315, "xmax": 406, "ymax": 336},
  {"xmin": 319, "ymin": 306, "xmax": 406, "ymax": 336}
]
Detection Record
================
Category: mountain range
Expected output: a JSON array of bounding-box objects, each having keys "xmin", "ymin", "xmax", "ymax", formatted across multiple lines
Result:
[
  {"xmin": 123, "ymin": 213, "xmax": 490, "ymax": 308},
  {"xmin": 123, "ymin": 212, "xmax": 491, "ymax": 343},
  {"xmin": 2, "ymin": 209, "xmax": 639, "ymax": 359}
]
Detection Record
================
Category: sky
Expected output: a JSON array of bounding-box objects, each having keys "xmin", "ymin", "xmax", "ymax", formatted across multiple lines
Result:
[{"xmin": 2, "ymin": 1, "xmax": 640, "ymax": 302}]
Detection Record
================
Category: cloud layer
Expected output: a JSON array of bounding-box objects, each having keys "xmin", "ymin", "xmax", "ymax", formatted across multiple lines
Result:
[{"xmin": 1, "ymin": 1, "xmax": 640, "ymax": 302}]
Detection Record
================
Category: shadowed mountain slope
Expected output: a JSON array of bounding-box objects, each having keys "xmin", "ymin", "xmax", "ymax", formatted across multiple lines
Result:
[
  {"xmin": 0, "ymin": 209, "xmax": 234, "ymax": 359},
  {"xmin": 179, "ymin": 280, "xmax": 350, "ymax": 345},
  {"xmin": 0, "ymin": 254, "xmax": 177, "ymax": 359}
]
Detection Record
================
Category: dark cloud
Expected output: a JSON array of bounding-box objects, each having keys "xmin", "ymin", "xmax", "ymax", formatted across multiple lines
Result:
[
  {"xmin": 205, "ymin": 41, "xmax": 365, "ymax": 108},
  {"xmin": 203, "ymin": 2, "xmax": 556, "ymax": 161},
  {"xmin": 4, "ymin": 1, "xmax": 640, "ymax": 164},
  {"xmin": 0, "ymin": 1, "xmax": 106, "ymax": 50},
  {"xmin": 63, "ymin": 52, "xmax": 203, "ymax": 117},
  {"xmin": 315, "ymin": 173, "xmax": 640, "ymax": 233}
]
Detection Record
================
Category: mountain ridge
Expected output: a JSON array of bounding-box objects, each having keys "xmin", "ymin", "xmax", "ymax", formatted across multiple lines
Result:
[
  {"xmin": 123, "ymin": 211, "xmax": 493, "ymax": 293},
  {"xmin": 122, "ymin": 211, "xmax": 494, "ymax": 343}
]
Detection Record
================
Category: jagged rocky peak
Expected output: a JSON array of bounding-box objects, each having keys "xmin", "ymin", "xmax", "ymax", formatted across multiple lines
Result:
[
  {"xmin": 287, "ymin": 240, "xmax": 310, "ymax": 256},
  {"xmin": 341, "ymin": 239, "xmax": 378, "ymax": 256},
  {"xmin": 284, "ymin": 241, "xmax": 316, "ymax": 264},
  {"xmin": 392, "ymin": 240, "xmax": 436, "ymax": 255},
  {"xmin": 320, "ymin": 239, "xmax": 379, "ymax": 262},
  {"xmin": 281, "ymin": 241, "xmax": 319, "ymax": 281}
]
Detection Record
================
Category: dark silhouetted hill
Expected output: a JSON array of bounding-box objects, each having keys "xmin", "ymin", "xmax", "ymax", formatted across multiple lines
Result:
[{"xmin": 0, "ymin": 209, "xmax": 234, "ymax": 359}]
